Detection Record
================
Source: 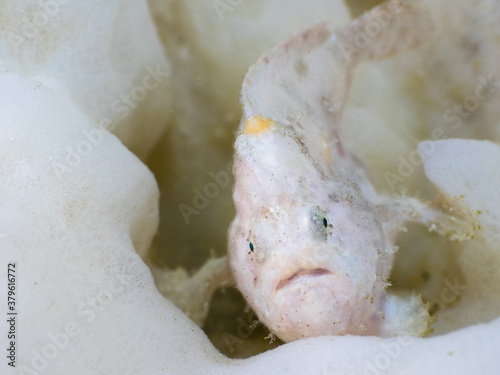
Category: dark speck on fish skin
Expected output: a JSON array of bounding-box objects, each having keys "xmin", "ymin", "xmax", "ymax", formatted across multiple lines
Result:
[
  {"xmin": 329, "ymin": 193, "xmax": 339, "ymax": 202},
  {"xmin": 294, "ymin": 58, "xmax": 309, "ymax": 76}
]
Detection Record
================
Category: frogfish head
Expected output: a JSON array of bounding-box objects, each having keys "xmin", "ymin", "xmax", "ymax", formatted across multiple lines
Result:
[{"xmin": 229, "ymin": 189, "xmax": 393, "ymax": 342}]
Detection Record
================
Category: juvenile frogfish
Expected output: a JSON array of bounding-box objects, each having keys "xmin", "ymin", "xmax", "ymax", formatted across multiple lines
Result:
[{"xmin": 228, "ymin": 2, "xmax": 477, "ymax": 342}]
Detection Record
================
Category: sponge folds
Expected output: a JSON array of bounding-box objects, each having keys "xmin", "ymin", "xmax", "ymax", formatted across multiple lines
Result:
[
  {"xmin": 0, "ymin": 0, "xmax": 172, "ymax": 159},
  {"xmin": 1, "ymin": 74, "xmax": 499, "ymax": 374}
]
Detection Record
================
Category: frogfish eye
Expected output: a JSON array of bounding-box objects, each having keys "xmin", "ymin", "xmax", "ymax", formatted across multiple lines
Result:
[{"xmin": 309, "ymin": 206, "xmax": 328, "ymax": 239}]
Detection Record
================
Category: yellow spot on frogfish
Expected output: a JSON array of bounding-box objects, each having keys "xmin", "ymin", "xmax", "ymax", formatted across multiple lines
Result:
[{"xmin": 244, "ymin": 115, "xmax": 275, "ymax": 135}]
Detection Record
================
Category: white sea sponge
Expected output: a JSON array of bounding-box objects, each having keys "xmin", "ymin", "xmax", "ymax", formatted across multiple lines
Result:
[
  {"xmin": 418, "ymin": 139, "xmax": 500, "ymax": 334},
  {"xmin": 0, "ymin": 73, "xmax": 187, "ymax": 374},
  {"xmin": 2, "ymin": 1, "xmax": 500, "ymax": 374},
  {"xmin": 0, "ymin": 0, "xmax": 172, "ymax": 160},
  {"xmin": 1, "ymin": 77, "xmax": 499, "ymax": 373},
  {"xmin": 344, "ymin": 0, "xmax": 500, "ymax": 193}
]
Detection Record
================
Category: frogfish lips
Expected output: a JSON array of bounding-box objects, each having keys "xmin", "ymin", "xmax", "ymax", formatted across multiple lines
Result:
[{"xmin": 276, "ymin": 268, "xmax": 333, "ymax": 291}]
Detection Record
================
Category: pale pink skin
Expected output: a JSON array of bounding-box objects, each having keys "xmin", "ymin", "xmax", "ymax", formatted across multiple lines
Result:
[
  {"xmin": 228, "ymin": 4, "xmax": 440, "ymax": 342},
  {"xmin": 229, "ymin": 128, "xmax": 393, "ymax": 341}
]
